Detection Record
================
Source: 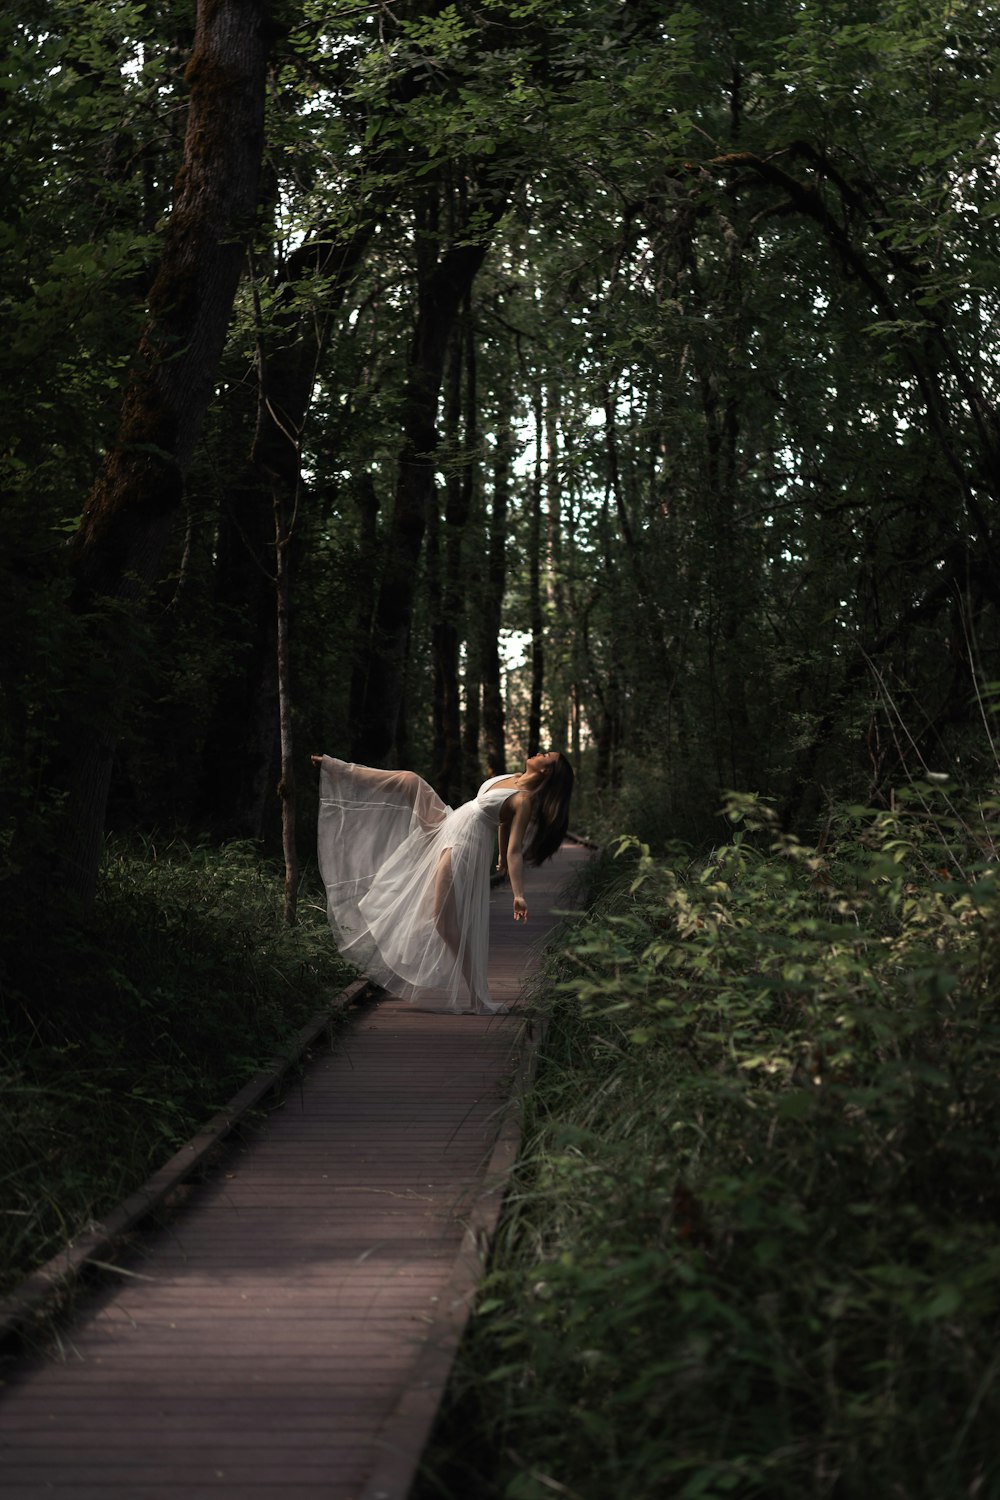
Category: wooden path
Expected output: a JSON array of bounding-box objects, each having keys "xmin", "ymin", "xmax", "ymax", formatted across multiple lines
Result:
[{"xmin": 0, "ymin": 842, "xmax": 589, "ymax": 1500}]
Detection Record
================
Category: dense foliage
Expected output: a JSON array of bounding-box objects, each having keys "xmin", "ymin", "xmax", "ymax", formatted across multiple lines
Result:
[
  {"xmin": 0, "ymin": 839, "xmax": 351, "ymax": 1295},
  {"xmin": 2, "ymin": 0, "xmax": 998, "ymax": 886},
  {"xmin": 420, "ymin": 789, "xmax": 1000, "ymax": 1498},
  {"xmin": 1, "ymin": 1, "xmax": 998, "ymax": 1486}
]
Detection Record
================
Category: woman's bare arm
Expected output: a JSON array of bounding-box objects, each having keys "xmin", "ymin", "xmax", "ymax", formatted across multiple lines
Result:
[
  {"xmin": 496, "ymin": 820, "xmax": 511, "ymax": 876},
  {"xmin": 505, "ymin": 793, "xmax": 533, "ymax": 922}
]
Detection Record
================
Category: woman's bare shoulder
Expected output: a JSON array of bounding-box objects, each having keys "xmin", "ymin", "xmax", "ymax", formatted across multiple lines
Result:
[{"xmin": 500, "ymin": 788, "xmax": 532, "ymax": 822}]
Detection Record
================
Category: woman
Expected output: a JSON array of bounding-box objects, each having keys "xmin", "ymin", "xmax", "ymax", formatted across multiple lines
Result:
[{"xmin": 311, "ymin": 750, "xmax": 574, "ymax": 1014}]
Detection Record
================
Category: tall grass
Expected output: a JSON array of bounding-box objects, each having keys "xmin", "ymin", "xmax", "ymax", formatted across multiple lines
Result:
[
  {"xmin": 418, "ymin": 786, "xmax": 1000, "ymax": 1499},
  {"xmin": 0, "ymin": 836, "xmax": 352, "ymax": 1295}
]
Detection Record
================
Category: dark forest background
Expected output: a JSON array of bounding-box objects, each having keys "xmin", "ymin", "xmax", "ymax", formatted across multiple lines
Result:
[
  {"xmin": 3, "ymin": 5, "xmax": 1000, "ymax": 1493},
  {"xmin": 3, "ymin": 0, "xmax": 997, "ymax": 911}
]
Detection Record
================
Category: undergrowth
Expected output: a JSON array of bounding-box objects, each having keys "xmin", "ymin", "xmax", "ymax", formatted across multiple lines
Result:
[
  {"xmin": 418, "ymin": 784, "xmax": 1000, "ymax": 1500},
  {"xmin": 0, "ymin": 836, "xmax": 351, "ymax": 1295}
]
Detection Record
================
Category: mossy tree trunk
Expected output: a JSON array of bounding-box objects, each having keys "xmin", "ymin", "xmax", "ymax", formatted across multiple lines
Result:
[
  {"xmin": 197, "ymin": 213, "xmax": 375, "ymax": 840},
  {"xmin": 64, "ymin": 0, "xmax": 270, "ymax": 909}
]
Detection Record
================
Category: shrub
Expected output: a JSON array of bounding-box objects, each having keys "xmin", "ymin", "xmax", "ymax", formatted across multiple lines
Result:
[{"xmin": 421, "ymin": 786, "xmax": 1000, "ymax": 1499}]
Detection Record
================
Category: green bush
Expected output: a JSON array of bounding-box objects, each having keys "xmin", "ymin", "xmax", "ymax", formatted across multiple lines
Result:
[
  {"xmin": 421, "ymin": 786, "xmax": 1000, "ymax": 1500},
  {"xmin": 0, "ymin": 837, "xmax": 352, "ymax": 1295}
]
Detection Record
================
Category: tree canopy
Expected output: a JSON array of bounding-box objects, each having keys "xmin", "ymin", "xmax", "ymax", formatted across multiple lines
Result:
[{"xmin": 2, "ymin": 0, "xmax": 998, "ymax": 900}]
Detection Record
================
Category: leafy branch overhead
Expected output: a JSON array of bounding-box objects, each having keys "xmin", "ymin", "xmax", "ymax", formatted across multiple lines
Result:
[{"xmin": 1, "ymin": 0, "xmax": 998, "ymax": 893}]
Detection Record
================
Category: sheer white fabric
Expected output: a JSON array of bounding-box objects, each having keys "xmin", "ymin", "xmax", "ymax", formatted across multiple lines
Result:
[{"xmin": 316, "ymin": 757, "xmax": 520, "ymax": 1013}]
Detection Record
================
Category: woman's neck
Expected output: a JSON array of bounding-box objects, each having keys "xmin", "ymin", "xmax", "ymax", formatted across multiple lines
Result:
[{"xmin": 516, "ymin": 769, "xmax": 544, "ymax": 791}]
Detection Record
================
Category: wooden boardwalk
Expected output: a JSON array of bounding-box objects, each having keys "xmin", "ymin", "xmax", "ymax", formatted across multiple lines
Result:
[{"xmin": 0, "ymin": 843, "xmax": 589, "ymax": 1499}]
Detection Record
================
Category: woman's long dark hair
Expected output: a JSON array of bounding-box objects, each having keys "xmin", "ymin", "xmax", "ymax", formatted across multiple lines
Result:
[{"xmin": 524, "ymin": 753, "xmax": 575, "ymax": 866}]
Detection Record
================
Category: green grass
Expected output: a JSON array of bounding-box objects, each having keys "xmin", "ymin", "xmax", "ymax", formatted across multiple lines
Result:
[
  {"xmin": 0, "ymin": 836, "xmax": 353, "ymax": 1296},
  {"xmin": 417, "ymin": 787, "xmax": 1000, "ymax": 1500}
]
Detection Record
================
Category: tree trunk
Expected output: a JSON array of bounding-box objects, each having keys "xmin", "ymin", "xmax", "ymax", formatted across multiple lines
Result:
[
  {"xmin": 274, "ymin": 485, "xmax": 298, "ymax": 924},
  {"xmin": 458, "ymin": 305, "xmax": 482, "ymax": 795},
  {"xmin": 426, "ymin": 430, "xmax": 445, "ymax": 771},
  {"xmin": 199, "ymin": 213, "xmax": 375, "ymax": 838},
  {"xmin": 595, "ymin": 688, "xmax": 625, "ymax": 791},
  {"xmin": 347, "ymin": 472, "xmax": 382, "ymax": 744},
  {"xmin": 545, "ymin": 382, "xmax": 568, "ymax": 749},
  {"xmin": 527, "ymin": 385, "xmax": 545, "ymax": 755},
  {"xmin": 429, "ymin": 321, "xmax": 462, "ymax": 801},
  {"xmin": 481, "ymin": 378, "xmax": 512, "ymax": 776},
  {"xmin": 431, "ymin": 296, "xmax": 478, "ymax": 803},
  {"xmin": 197, "ymin": 463, "xmax": 279, "ymax": 839},
  {"xmin": 64, "ymin": 0, "xmax": 270, "ymax": 907},
  {"xmin": 351, "ymin": 183, "xmax": 505, "ymax": 766},
  {"xmin": 463, "ymin": 649, "xmax": 483, "ymax": 790}
]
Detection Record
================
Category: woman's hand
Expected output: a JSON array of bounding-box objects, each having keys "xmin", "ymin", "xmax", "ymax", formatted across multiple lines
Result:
[
  {"xmin": 513, "ymin": 896, "xmax": 528, "ymax": 923},
  {"xmin": 496, "ymin": 857, "xmax": 508, "ymax": 877},
  {"xmin": 310, "ymin": 754, "xmax": 322, "ymax": 766}
]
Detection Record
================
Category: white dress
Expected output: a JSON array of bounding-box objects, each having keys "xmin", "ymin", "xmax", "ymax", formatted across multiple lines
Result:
[{"xmin": 316, "ymin": 757, "xmax": 521, "ymax": 1013}]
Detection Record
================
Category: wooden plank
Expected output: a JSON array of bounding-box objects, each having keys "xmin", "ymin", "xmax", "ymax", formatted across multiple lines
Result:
[
  {"xmin": 0, "ymin": 843, "xmax": 590, "ymax": 1498},
  {"xmin": 0, "ymin": 979, "xmax": 373, "ymax": 1348},
  {"xmin": 359, "ymin": 850, "xmax": 588, "ymax": 1500},
  {"xmin": 358, "ymin": 1016, "xmax": 558, "ymax": 1499}
]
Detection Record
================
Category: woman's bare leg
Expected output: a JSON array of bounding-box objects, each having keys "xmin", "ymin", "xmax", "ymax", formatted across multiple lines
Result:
[
  {"xmin": 432, "ymin": 848, "xmax": 461, "ymax": 953},
  {"xmin": 433, "ymin": 848, "xmax": 482, "ymax": 999},
  {"xmin": 431, "ymin": 849, "xmax": 499, "ymax": 1011}
]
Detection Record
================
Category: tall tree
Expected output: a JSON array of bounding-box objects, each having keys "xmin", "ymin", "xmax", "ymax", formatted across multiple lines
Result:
[
  {"xmin": 63, "ymin": 0, "xmax": 271, "ymax": 905},
  {"xmin": 350, "ymin": 175, "xmax": 508, "ymax": 765},
  {"xmin": 480, "ymin": 363, "xmax": 514, "ymax": 777},
  {"xmin": 526, "ymin": 383, "xmax": 546, "ymax": 756}
]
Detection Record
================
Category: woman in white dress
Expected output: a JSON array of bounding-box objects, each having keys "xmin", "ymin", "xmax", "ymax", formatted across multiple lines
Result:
[{"xmin": 310, "ymin": 751, "xmax": 574, "ymax": 1014}]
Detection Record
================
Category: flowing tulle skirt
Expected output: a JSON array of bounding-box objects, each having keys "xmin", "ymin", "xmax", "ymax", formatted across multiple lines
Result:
[{"xmin": 316, "ymin": 757, "xmax": 500, "ymax": 1013}]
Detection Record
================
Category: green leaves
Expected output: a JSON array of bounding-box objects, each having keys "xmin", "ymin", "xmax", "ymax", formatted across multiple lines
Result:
[
  {"xmin": 440, "ymin": 794, "xmax": 1000, "ymax": 1496},
  {"xmin": 0, "ymin": 836, "xmax": 354, "ymax": 1296},
  {"xmin": 396, "ymin": 4, "xmax": 475, "ymax": 60}
]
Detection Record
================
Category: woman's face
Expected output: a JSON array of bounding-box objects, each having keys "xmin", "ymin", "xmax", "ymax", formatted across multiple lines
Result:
[{"xmin": 525, "ymin": 750, "xmax": 560, "ymax": 775}]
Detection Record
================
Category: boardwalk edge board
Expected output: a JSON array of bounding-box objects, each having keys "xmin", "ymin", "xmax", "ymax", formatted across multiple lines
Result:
[
  {"xmin": 0, "ymin": 976, "xmax": 376, "ymax": 1349},
  {"xmin": 359, "ymin": 1013, "xmax": 549, "ymax": 1500}
]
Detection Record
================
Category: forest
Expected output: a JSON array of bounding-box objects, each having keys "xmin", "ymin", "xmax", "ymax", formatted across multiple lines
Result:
[{"xmin": 2, "ymin": 0, "xmax": 999, "ymax": 1494}]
